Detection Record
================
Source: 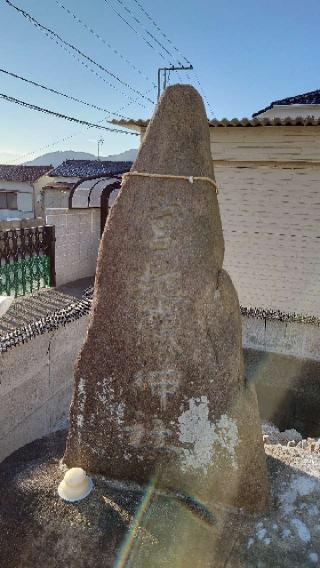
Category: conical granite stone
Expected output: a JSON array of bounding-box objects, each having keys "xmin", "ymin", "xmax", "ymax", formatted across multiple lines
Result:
[{"xmin": 64, "ymin": 85, "xmax": 268, "ymax": 510}]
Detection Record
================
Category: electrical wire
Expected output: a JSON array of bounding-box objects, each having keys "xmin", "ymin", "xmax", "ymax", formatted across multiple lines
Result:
[
  {"xmin": 12, "ymin": 131, "xmax": 87, "ymax": 164},
  {"xmin": 55, "ymin": 0, "xmax": 156, "ymax": 88},
  {"xmin": 0, "ymin": 92, "xmax": 139, "ymax": 135},
  {"xmin": 2, "ymin": 0, "xmax": 154, "ymax": 107},
  {"xmin": 132, "ymin": 0, "xmax": 188, "ymax": 66},
  {"xmin": 103, "ymin": 0, "xmax": 170, "ymax": 64},
  {"xmin": 0, "ymin": 67, "xmax": 132, "ymax": 120},
  {"xmin": 105, "ymin": 0, "xmax": 186, "ymax": 82},
  {"xmin": 129, "ymin": 0, "xmax": 215, "ymax": 115},
  {"xmin": 114, "ymin": 0, "xmax": 173, "ymax": 60},
  {"xmin": 10, "ymin": 84, "xmax": 155, "ymax": 165}
]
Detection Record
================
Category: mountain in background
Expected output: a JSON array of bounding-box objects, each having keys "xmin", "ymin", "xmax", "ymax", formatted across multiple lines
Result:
[{"xmin": 24, "ymin": 148, "xmax": 138, "ymax": 167}]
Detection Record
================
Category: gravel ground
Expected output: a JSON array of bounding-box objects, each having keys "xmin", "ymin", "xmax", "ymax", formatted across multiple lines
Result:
[{"xmin": 0, "ymin": 425, "xmax": 319, "ymax": 567}]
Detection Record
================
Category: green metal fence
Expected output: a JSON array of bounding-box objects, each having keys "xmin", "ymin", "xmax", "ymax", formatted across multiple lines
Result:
[{"xmin": 0, "ymin": 226, "xmax": 56, "ymax": 298}]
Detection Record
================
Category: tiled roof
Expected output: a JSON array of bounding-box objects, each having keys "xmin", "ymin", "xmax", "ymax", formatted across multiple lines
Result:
[
  {"xmin": 253, "ymin": 89, "xmax": 320, "ymax": 117},
  {"xmin": 209, "ymin": 117, "xmax": 320, "ymax": 126},
  {"xmin": 0, "ymin": 165, "xmax": 52, "ymax": 183},
  {"xmin": 113, "ymin": 117, "xmax": 320, "ymax": 129},
  {"xmin": 49, "ymin": 160, "xmax": 132, "ymax": 178}
]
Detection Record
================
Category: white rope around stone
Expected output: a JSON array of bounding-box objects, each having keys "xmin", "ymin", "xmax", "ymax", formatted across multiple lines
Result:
[{"xmin": 122, "ymin": 171, "xmax": 219, "ymax": 194}]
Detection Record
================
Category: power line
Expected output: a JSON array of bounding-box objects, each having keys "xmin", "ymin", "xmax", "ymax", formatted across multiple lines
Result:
[
  {"xmin": 10, "ymin": 84, "xmax": 155, "ymax": 165},
  {"xmin": 12, "ymin": 132, "xmax": 86, "ymax": 164},
  {"xmin": 55, "ymin": 0, "xmax": 156, "ymax": 88},
  {"xmin": 0, "ymin": 92, "xmax": 139, "ymax": 135},
  {"xmin": 128, "ymin": 0, "xmax": 215, "ymax": 116},
  {"xmin": 2, "ymin": 0, "xmax": 154, "ymax": 107},
  {"xmin": 103, "ymin": 0, "xmax": 170, "ymax": 64},
  {"xmin": 191, "ymin": 70, "xmax": 215, "ymax": 117},
  {"xmin": 105, "ymin": 0, "xmax": 187, "ymax": 82},
  {"xmin": 114, "ymin": 0, "xmax": 174, "ymax": 60},
  {"xmin": 0, "ymin": 67, "xmax": 132, "ymax": 120},
  {"xmin": 132, "ymin": 0, "xmax": 190, "ymax": 66}
]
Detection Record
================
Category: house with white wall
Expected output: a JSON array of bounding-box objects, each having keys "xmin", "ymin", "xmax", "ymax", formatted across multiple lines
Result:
[
  {"xmin": 43, "ymin": 159, "xmax": 132, "ymax": 286},
  {"xmin": 113, "ymin": 88, "xmax": 320, "ymax": 319},
  {"xmin": 0, "ymin": 165, "xmax": 52, "ymax": 222},
  {"xmin": 252, "ymin": 88, "xmax": 320, "ymax": 119},
  {"xmin": 40, "ymin": 159, "xmax": 132, "ymax": 216}
]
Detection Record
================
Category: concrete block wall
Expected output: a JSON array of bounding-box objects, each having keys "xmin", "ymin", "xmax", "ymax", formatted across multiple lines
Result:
[
  {"xmin": 242, "ymin": 315, "xmax": 320, "ymax": 436},
  {"xmin": 1, "ymin": 308, "xmax": 320, "ymax": 464},
  {"xmin": 46, "ymin": 208, "xmax": 100, "ymax": 286},
  {"xmin": 242, "ymin": 316, "xmax": 320, "ymax": 362},
  {"xmin": 0, "ymin": 316, "xmax": 88, "ymax": 464}
]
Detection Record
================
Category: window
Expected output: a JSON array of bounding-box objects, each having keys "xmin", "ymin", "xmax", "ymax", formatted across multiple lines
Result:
[{"xmin": 0, "ymin": 191, "xmax": 18, "ymax": 210}]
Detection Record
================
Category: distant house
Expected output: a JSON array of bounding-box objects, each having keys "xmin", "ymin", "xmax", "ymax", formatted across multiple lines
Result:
[
  {"xmin": 0, "ymin": 165, "xmax": 52, "ymax": 222},
  {"xmin": 252, "ymin": 88, "xmax": 320, "ymax": 119},
  {"xmin": 41, "ymin": 159, "xmax": 132, "ymax": 214}
]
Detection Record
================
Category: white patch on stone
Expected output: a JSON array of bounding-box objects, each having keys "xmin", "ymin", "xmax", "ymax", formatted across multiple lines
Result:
[
  {"xmin": 177, "ymin": 396, "xmax": 238, "ymax": 473},
  {"xmin": 257, "ymin": 528, "xmax": 267, "ymax": 541},
  {"xmin": 77, "ymin": 378, "xmax": 86, "ymax": 443},
  {"xmin": 133, "ymin": 369, "xmax": 180, "ymax": 411},
  {"xmin": 290, "ymin": 518, "xmax": 311, "ymax": 543},
  {"xmin": 97, "ymin": 377, "xmax": 125, "ymax": 427},
  {"xmin": 152, "ymin": 418, "xmax": 172, "ymax": 447},
  {"xmin": 281, "ymin": 528, "xmax": 292, "ymax": 539},
  {"xmin": 124, "ymin": 423, "xmax": 145, "ymax": 447},
  {"xmin": 309, "ymin": 552, "xmax": 319, "ymax": 564},
  {"xmin": 213, "ymin": 289, "xmax": 221, "ymax": 301},
  {"xmin": 247, "ymin": 537, "xmax": 254, "ymax": 549}
]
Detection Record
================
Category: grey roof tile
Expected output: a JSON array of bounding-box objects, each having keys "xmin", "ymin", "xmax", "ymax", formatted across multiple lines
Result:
[{"xmin": 49, "ymin": 160, "xmax": 132, "ymax": 178}]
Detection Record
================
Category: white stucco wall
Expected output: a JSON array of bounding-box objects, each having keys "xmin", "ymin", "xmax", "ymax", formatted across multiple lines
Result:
[
  {"xmin": 0, "ymin": 316, "xmax": 88, "ymax": 463},
  {"xmin": 44, "ymin": 188, "xmax": 70, "ymax": 210},
  {"xmin": 46, "ymin": 208, "xmax": 100, "ymax": 286},
  {"xmin": 216, "ymin": 164, "xmax": 320, "ymax": 316},
  {"xmin": 0, "ymin": 180, "xmax": 33, "ymax": 221},
  {"xmin": 210, "ymin": 126, "xmax": 320, "ymax": 317},
  {"xmin": 139, "ymin": 124, "xmax": 320, "ymax": 316},
  {"xmin": 34, "ymin": 174, "xmax": 56, "ymax": 218}
]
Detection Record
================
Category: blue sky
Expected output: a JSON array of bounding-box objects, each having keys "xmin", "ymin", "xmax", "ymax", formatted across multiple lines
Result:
[{"xmin": 0, "ymin": 0, "xmax": 319, "ymax": 162}]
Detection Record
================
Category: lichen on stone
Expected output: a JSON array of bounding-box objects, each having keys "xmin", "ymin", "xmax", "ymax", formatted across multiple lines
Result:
[{"xmin": 177, "ymin": 396, "xmax": 239, "ymax": 473}]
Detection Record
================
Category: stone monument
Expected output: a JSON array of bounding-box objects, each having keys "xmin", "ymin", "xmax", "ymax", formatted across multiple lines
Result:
[{"xmin": 64, "ymin": 85, "xmax": 267, "ymax": 510}]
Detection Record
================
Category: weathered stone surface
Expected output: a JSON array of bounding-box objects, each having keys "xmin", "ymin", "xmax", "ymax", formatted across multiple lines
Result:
[{"xmin": 64, "ymin": 85, "xmax": 267, "ymax": 510}]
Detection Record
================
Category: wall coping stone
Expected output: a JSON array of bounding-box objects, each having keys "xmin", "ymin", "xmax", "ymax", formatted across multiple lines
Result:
[
  {"xmin": 0, "ymin": 294, "xmax": 91, "ymax": 353},
  {"xmin": 1, "ymin": 282, "xmax": 319, "ymax": 354}
]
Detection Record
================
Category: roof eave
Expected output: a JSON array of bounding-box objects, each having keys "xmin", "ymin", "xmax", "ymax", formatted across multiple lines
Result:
[{"xmin": 112, "ymin": 117, "xmax": 320, "ymax": 129}]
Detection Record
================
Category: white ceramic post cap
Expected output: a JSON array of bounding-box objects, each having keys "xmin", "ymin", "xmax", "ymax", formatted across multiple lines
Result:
[{"xmin": 58, "ymin": 467, "xmax": 93, "ymax": 502}]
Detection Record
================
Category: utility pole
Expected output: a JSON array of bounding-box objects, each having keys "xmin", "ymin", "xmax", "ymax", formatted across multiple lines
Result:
[
  {"xmin": 97, "ymin": 138, "xmax": 104, "ymax": 161},
  {"xmin": 157, "ymin": 65, "xmax": 193, "ymax": 100}
]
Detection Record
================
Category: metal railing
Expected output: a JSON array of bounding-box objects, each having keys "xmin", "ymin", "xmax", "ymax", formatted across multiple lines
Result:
[{"xmin": 0, "ymin": 225, "xmax": 56, "ymax": 297}]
